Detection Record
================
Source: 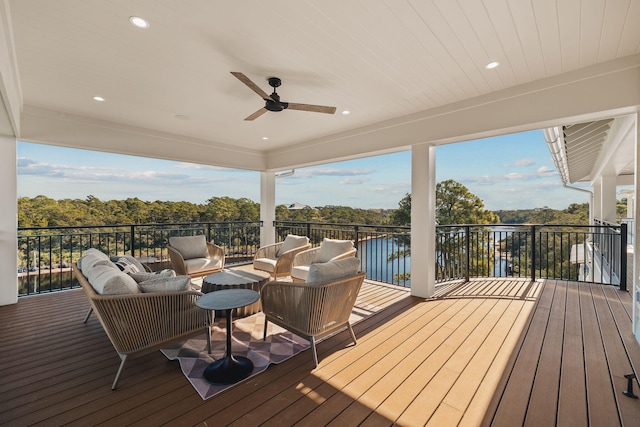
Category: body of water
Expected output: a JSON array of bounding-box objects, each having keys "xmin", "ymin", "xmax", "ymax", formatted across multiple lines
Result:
[{"xmin": 358, "ymin": 237, "xmax": 410, "ymax": 287}]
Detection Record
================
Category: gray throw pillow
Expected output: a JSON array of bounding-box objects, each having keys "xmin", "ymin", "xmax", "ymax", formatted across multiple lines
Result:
[
  {"xmin": 138, "ymin": 276, "xmax": 191, "ymax": 293},
  {"xmin": 276, "ymin": 234, "xmax": 309, "ymax": 257},
  {"xmin": 169, "ymin": 235, "xmax": 209, "ymax": 260},
  {"xmin": 112, "ymin": 256, "xmax": 141, "ymax": 274},
  {"xmin": 110, "ymin": 255, "xmax": 146, "ymax": 272},
  {"xmin": 306, "ymin": 257, "xmax": 360, "ymax": 284},
  {"xmin": 129, "ymin": 269, "xmax": 176, "ymax": 283}
]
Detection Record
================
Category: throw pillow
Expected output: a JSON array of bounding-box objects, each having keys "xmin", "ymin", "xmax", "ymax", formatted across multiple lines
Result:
[
  {"xmin": 138, "ymin": 276, "xmax": 191, "ymax": 293},
  {"xmin": 306, "ymin": 257, "xmax": 360, "ymax": 284},
  {"xmin": 109, "ymin": 255, "xmax": 146, "ymax": 272},
  {"xmin": 129, "ymin": 269, "xmax": 176, "ymax": 283},
  {"xmin": 315, "ymin": 238, "xmax": 355, "ymax": 263},
  {"xmin": 169, "ymin": 235, "xmax": 209, "ymax": 260},
  {"xmin": 113, "ymin": 256, "xmax": 141, "ymax": 274},
  {"xmin": 276, "ymin": 234, "xmax": 309, "ymax": 257}
]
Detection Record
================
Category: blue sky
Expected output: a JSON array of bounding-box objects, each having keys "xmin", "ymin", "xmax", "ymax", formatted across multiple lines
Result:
[{"xmin": 17, "ymin": 130, "xmax": 592, "ymax": 211}]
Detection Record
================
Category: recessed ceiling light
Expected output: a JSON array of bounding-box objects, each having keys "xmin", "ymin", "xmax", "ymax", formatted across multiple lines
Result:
[
  {"xmin": 262, "ymin": 137, "xmax": 269, "ymax": 140},
  {"xmin": 129, "ymin": 16, "xmax": 150, "ymax": 29},
  {"xmin": 174, "ymin": 114, "xmax": 190, "ymax": 120},
  {"xmin": 485, "ymin": 61, "xmax": 499, "ymax": 69},
  {"xmin": 93, "ymin": 96, "xmax": 105, "ymax": 102},
  {"xmin": 342, "ymin": 110, "xmax": 351, "ymax": 115}
]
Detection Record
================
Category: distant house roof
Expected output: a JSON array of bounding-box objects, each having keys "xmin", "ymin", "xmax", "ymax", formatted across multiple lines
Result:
[{"xmin": 288, "ymin": 202, "xmax": 310, "ymax": 210}]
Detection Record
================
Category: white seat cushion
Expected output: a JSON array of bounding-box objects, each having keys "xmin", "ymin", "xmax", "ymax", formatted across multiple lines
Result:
[
  {"xmin": 169, "ymin": 235, "xmax": 209, "ymax": 260},
  {"xmin": 253, "ymin": 257, "xmax": 277, "ymax": 273},
  {"xmin": 291, "ymin": 265, "xmax": 310, "ymax": 281},
  {"xmin": 184, "ymin": 257, "xmax": 222, "ymax": 275},
  {"xmin": 315, "ymin": 238, "xmax": 354, "ymax": 263}
]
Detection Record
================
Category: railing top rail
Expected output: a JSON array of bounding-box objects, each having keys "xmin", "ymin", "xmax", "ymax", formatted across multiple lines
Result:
[
  {"xmin": 18, "ymin": 220, "xmax": 262, "ymax": 232},
  {"xmin": 275, "ymin": 220, "xmax": 410, "ymax": 230}
]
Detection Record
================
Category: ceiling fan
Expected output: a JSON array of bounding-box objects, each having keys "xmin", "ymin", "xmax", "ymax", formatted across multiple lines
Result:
[{"xmin": 231, "ymin": 72, "xmax": 336, "ymax": 121}]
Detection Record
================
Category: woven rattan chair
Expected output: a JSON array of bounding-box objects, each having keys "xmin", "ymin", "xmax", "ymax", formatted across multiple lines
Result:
[
  {"xmin": 260, "ymin": 271, "xmax": 365, "ymax": 367},
  {"xmin": 167, "ymin": 236, "xmax": 225, "ymax": 278},
  {"xmin": 253, "ymin": 236, "xmax": 311, "ymax": 278},
  {"xmin": 74, "ymin": 263, "xmax": 210, "ymax": 389}
]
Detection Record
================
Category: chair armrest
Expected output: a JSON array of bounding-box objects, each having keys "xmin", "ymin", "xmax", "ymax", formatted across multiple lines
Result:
[
  {"xmin": 167, "ymin": 245, "xmax": 187, "ymax": 276},
  {"xmin": 274, "ymin": 243, "xmax": 312, "ymax": 276},
  {"xmin": 254, "ymin": 242, "xmax": 282, "ymax": 260},
  {"xmin": 206, "ymin": 242, "xmax": 225, "ymax": 269},
  {"xmin": 293, "ymin": 247, "xmax": 319, "ymax": 267}
]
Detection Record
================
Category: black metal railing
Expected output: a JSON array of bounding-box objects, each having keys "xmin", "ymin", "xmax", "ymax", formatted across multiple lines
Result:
[
  {"xmin": 17, "ymin": 220, "xmax": 627, "ymax": 296},
  {"xmin": 17, "ymin": 221, "xmax": 261, "ymax": 296},
  {"xmin": 435, "ymin": 223, "xmax": 627, "ymax": 289}
]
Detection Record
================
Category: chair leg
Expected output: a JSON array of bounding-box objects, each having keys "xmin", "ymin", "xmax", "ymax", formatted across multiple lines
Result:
[
  {"xmin": 263, "ymin": 319, "xmax": 268, "ymax": 341},
  {"xmin": 112, "ymin": 354, "xmax": 128, "ymax": 390},
  {"xmin": 83, "ymin": 307, "xmax": 93, "ymax": 323},
  {"xmin": 347, "ymin": 323, "xmax": 357, "ymax": 345},
  {"xmin": 309, "ymin": 337, "xmax": 318, "ymax": 367},
  {"xmin": 205, "ymin": 325, "xmax": 212, "ymax": 354}
]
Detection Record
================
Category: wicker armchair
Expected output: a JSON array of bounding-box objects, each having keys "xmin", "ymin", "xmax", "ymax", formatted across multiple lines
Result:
[
  {"xmin": 291, "ymin": 240, "xmax": 357, "ymax": 282},
  {"xmin": 167, "ymin": 235, "xmax": 225, "ymax": 278},
  {"xmin": 260, "ymin": 271, "xmax": 365, "ymax": 367},
  {"xmin": 253, "ymin": 236, "xmax": 311, "ymax": 278},
  {"xmin": 74, "ymin": 263, "xmax": 210, "ymax": 389}
]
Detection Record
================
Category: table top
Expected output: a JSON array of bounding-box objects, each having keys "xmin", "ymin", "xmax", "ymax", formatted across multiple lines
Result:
[
  {"xmin": 203, "ymin": 269, "xmax": 270, "ymax": 286},
  {"xmin": 196, "ymin": 288, "xmax": 260, "ymax": 311}
]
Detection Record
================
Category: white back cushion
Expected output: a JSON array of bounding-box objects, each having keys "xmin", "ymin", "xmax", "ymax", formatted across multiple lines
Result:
[
  {"xmin": 276, "ymin": 234, "xmax": 309, "ymax": 257},
  {"xmin": 169, "ymin": 235, "xmax": 209, "ymax": 260},
  {"xmin": 315, "ymin": 238, "xmax": 354, "ymax": 263}
]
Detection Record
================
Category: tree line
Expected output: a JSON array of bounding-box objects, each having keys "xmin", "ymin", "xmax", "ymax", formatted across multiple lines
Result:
[{"xmin": 18, "ymin": 179, "xmax": 598, "ymax": 229}]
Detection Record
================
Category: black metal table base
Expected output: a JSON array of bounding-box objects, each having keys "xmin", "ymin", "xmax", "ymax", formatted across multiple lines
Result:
[
  {"xmin": 203, "ymin": 306, "xmax": 254, "ymax": 385},
  {"xmin": 203, "ymin": 354, "xmax": 254, "ymax": 385}
]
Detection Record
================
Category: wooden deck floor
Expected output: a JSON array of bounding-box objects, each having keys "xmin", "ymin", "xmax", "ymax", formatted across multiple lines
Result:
[{"xmin": 1, "ymin": 277, "xmax": 639, "ymax": 426}]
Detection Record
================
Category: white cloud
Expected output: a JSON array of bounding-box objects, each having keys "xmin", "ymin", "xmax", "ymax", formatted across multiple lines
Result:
[{"xmin": 513, "ymin": 158, "xmax": 535, "ymax": 167}]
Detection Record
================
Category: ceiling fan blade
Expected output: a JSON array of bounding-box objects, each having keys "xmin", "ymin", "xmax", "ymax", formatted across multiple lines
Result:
[
  {"xmin": 231, "ymin": 72, "xmax": 273, "ymax": 100},
  {"xmin": 244, "ymin": 108, "xmax": 268, "ymax": 121},
  {"xmin": 287, "ymin": 103, "xmax": 336, "ymax": 114}
]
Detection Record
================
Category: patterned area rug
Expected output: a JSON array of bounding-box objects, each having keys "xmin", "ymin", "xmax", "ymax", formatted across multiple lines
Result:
[{"xmin": 161, "ymin": 301, "xmax": 381, "ymax": 400}]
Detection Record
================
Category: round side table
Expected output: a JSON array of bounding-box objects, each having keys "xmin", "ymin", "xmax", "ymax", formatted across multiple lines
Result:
[{"xmin": 196, "ymin": 288, "xmax": 260, "ymax": 385}]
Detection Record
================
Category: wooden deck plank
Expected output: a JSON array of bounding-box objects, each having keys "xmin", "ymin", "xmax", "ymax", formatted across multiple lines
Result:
[
  {"xmin": 2, "ymin": 277, "xmax": 640, "ymax": 426},
  {"xmin": 324, "ymin": 301, "xmax": 491, "ymax": 425},
  {"xmin": 524, "ymin": 279, "xmax": 567, "ymax": 426},
  {"xmin": 277, "ymin": 298, "xmax": 473, "ymax": 427},
  {"xmin": 591, "ymin": 283, "xmax": 640, "ymax": 425},
  {"xmin": 580, "ymin": 281, "xmax": 622, "ymax": 426},
  {"xmin": 460, "ymin": 299, "xmax": 537, "ymax": 426},
  {"xmin": 487, "ymin": 279, "xmax": 557, "ymax": 426},
  {"xmin": 556, "ymin": 280, "xmax": 588, "ymax": 427}
]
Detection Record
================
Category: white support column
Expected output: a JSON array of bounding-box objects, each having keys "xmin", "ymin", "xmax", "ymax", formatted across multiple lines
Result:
[
  {"xmin": 593, "ymin": 181, "xmax": 602, "ymax": 221},
  {"xmin": 410, "ymin": 143, "xmax": 436, "ymax": 298},
  {"xmin": 633, "ymin": 112, "xmax": 640, "ymax": 344},
  {"xmin": 600, "ymin": 175, "xmax": 617, "ymax": 223},
  {"xmin": 260, "ymin": 171, "xmax": 276, "ymax": 247},
  {"xmin": 0, "ymin": 136, "xmax": 17, "ymax": 306},
  {"xmin": 627, "ymin": 194, "xmax": 634, "ymax": 219}
]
